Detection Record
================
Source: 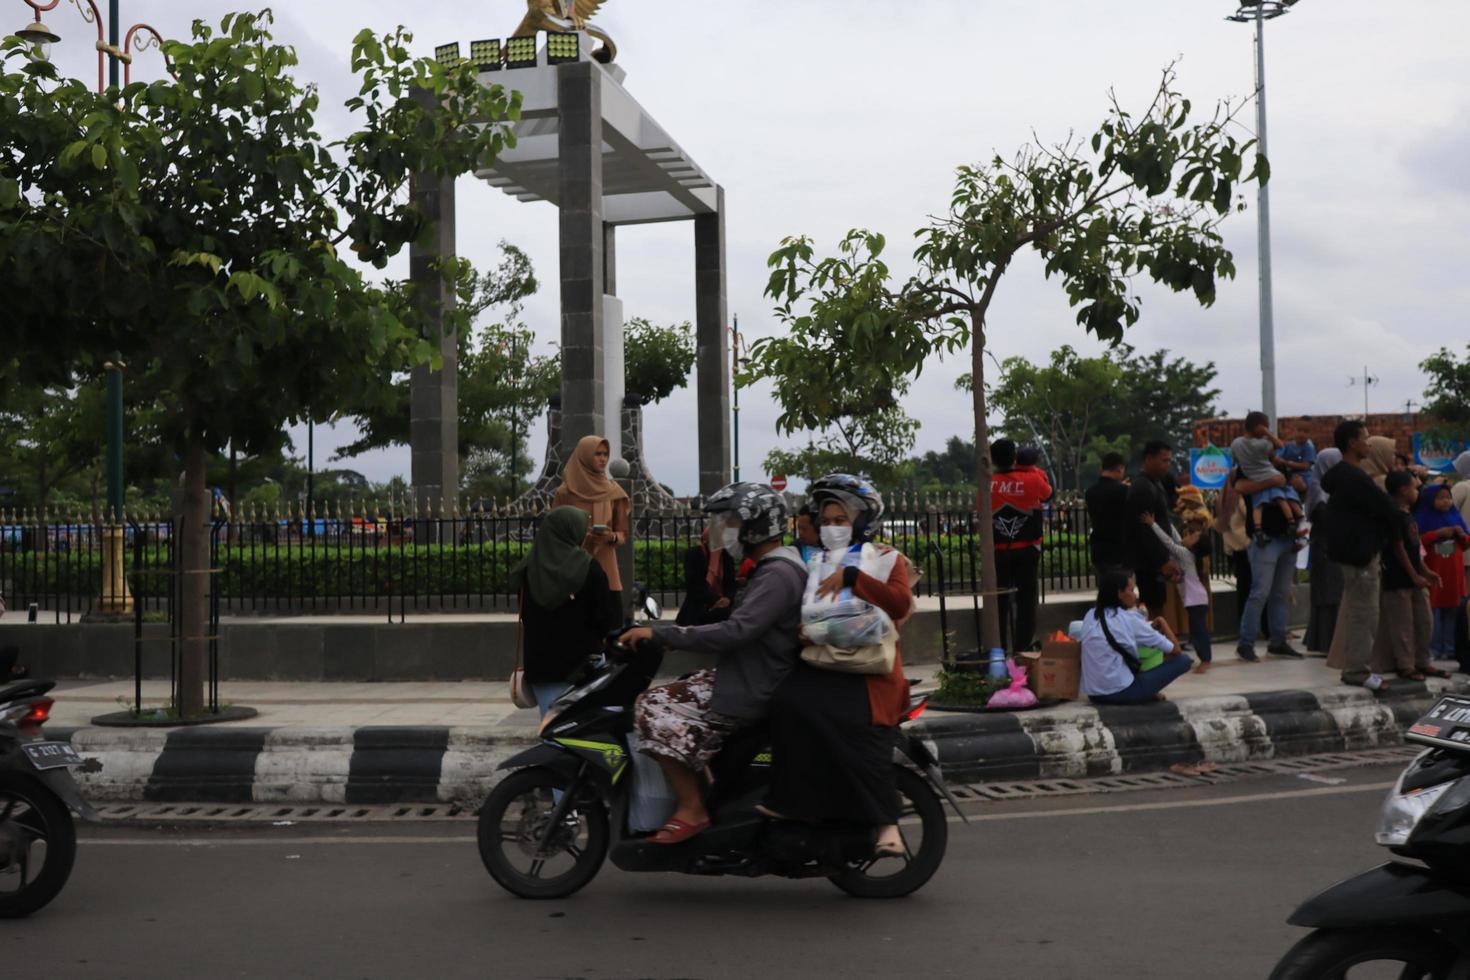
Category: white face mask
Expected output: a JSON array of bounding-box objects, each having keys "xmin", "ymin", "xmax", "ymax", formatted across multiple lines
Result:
[
  {"xmin": 820, "ymin": 525, "xmax": 853, "ymax": 553},
  {"xmin": 718, "ymin": 525, "xmax": 744, "ymax": 562}
]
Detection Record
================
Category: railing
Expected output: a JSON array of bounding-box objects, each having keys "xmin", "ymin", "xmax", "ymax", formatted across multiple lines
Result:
[{"xmin": 0, "ymin": 493, "xmax": 1232, "ymax": 622}]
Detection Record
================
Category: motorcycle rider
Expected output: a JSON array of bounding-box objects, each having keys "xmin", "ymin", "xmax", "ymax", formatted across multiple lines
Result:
[{"xmin": 619, "ymin": 482, "xmax": 807, "ymax": 845}]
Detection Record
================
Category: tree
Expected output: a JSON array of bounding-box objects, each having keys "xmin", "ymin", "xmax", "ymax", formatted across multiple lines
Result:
[
  {"xmin": 762, "ymin": 404, "xmax": 920, "ymax": 487},
  {"xmin": 623, "ymin": 317, "xmax": 696, "ymax": 406},
  {"xmin": 902, "ymin": 436, "xmax": 978, "ymax": 494},
  {"xmin": 1421, "ymin": 344, "xmax": 1470, "ymax": 439},
  {"xmin": 1, "ymin": 13, "xmax": 520, "ymax": 716},
  {"xmin": 0, "ymin": 378, "xmax": 105, "ymax": 512},
  {"xmin": 755, "ymin": 66, "xmax": 1265, "ymax": 653}
]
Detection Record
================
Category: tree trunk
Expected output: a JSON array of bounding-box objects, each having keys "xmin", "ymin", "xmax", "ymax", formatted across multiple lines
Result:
[
  {"xmin": 176, "ymin": 440, "xmax": 210, "ymax": 718},
  {"xmin": 969, "ymin": 314, "xmax": 1003, "ymax": 656}
]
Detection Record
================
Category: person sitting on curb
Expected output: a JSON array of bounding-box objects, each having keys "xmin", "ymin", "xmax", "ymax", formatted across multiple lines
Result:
[{"xmin": 1079, "ymin": 569, "xmax": 1193, "ymax": 705}]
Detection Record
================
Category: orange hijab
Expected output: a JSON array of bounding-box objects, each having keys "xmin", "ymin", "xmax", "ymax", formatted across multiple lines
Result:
[{"xmin": 560, "ymin": 435, "xmax": 628, "ymax": 524}]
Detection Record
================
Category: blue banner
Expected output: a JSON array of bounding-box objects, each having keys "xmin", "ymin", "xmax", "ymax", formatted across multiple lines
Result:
[
  {"xmin": 1413, "ymin": 433, "xmax": 1468, "ymax": 474},
  {"xmin": 1189, "ymin": 446, "xmax": 1233, "ymax": 489}
]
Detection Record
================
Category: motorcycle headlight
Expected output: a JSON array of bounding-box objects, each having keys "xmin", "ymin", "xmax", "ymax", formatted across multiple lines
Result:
[{"xmin": 1376, "ymin": 773, "xmax": 1453, "ymax": 847}]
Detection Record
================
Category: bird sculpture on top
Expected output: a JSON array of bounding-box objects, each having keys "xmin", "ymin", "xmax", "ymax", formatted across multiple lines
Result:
[{"xmin": 513, "ymin": 0, "xmax": 617, "ymax": 63}]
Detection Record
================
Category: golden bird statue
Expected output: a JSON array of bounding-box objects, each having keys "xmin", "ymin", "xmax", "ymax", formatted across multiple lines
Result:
[{"xmin": 512, "ymin": 0, "xmax": 617, "ymax": 63}]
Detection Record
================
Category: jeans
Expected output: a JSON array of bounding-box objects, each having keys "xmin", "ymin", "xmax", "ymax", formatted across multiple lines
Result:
[
  {"xmin": 1237, "ymin": 536, "xmax": 1296, "ymax": 651},
  {"xmin": 532, "ymin": 682, "xmax": 574, "ymax": 719},
  {"xmin": 1187, "ymin": 605, "xmax": 1212, "ymax": 663},
  {"xmin": 996, "ymin": 545, "xmax": 1041, "ymax": 653},
  {"xmin": 1089, "ymin": 655, "xmax": 1194, "ymax": 705},
  {"xmin": 1432, "ymin": 606, "xmax": 1461, "ymax": 656}
]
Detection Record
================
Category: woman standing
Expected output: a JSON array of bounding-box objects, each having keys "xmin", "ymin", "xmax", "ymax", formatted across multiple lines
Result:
[
  {"xmin": 509, "ymin": 507, "xmax": 621, "ymax": 715},
  {"xmin": 552, "ymin": 435, "xmax": 631, "ymax": 610},
  {"xmin": 675, "ymin": 527, "xmax": 737, "ymax": 626},
  {"xmin": 762, "ymin": 475, "xmax": 912, "ymax": 857},
  {"xmin": 1304, "ymin": 449, "xmax": 1344, "ymax": 653}
]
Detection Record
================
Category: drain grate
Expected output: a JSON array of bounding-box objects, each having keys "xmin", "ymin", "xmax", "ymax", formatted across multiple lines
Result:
[{"xmin": 91, "ymin": 746, "xmax": 1426, "ymax": 824}]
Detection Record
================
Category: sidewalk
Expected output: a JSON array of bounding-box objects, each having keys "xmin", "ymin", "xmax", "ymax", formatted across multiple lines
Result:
[{"xmin": 43, "ymin": 640, "xmax": 1467, "ymax": 805}]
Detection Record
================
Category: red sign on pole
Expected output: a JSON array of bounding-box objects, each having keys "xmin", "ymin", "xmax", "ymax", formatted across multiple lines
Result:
[{"xmin": 770, "ymin": 475, "xmax": 788, "ymax": 492}]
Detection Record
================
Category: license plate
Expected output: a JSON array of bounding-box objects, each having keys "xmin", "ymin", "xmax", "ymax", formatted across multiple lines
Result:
[
  {"xmin": 1407, "ymin": 695, "xmax": 1470, "ymax": 752},
  {"xmin": 21, "ymin": 741, "xmax": 84, "ymax": 771}
]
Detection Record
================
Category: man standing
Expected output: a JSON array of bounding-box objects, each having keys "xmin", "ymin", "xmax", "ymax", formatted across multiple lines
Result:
[
  {"xmin": 1126, "ymin": 441, "xmax": 1180, "ymax": 617},
  {"xmin": 1234, "ymin": 471, "xmax": 1305, "ymax": 663},
  {"xmin": 1322, "ymin": 420, "xmax": 1407, "ymax": 691},
  {"xmin": 1085, "ymin": 452, "xmax": 1129, "ymax": 577},
  {"xmin": 989, "ymin": 439, "xmax": 1052, "ymax": 652}
]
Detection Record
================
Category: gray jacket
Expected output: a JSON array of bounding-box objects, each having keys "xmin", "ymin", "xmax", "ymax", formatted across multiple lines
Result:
[{"xmin": 651, "ymin": 545, "xmax": 806, "ymax": 720}]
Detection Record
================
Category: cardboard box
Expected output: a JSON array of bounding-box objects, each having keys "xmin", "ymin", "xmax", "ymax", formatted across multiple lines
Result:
[{"xmin": 1022, "ymin": 638, "xmax": 1082, "ymax": 700}]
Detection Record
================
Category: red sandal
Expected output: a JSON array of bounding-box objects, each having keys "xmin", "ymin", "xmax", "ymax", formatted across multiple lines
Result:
[{"xmin": 649, "ymin": 817, "xmax": 710, "ymax": 845}]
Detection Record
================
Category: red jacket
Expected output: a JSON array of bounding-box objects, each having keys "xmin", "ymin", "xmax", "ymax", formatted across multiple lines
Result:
[{"xmin": 987, "ymin": 465, "xmax": 1053, "ymax": 550}]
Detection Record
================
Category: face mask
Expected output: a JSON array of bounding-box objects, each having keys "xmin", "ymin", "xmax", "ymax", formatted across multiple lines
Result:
[
  {"xmin": 719, "ymin": 526, "xmax": 744, "ymax": 562},
  {"xmin": 820, "ymin": 526, "xmax": 853, "ymax": 552}
]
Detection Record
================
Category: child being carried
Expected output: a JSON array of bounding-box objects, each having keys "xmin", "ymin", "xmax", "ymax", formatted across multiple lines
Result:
[{"xmin": 1230, "ymin": 411, "xmax": 1304, "ymax": 545}]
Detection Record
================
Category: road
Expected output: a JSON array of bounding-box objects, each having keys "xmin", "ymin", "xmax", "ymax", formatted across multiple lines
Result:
[{"xmin": 3, "ymin": 765, "xmax": 1401, "ymax": 980}]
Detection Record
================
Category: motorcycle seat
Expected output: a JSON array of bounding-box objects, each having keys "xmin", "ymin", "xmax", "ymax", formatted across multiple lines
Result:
[{"xmin": 0, "ymin": 679, "xmax": 54, "ymax": 704}]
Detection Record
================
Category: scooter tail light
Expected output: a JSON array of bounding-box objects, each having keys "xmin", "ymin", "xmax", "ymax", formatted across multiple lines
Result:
[
  {"xmin": 21, "ymin": 698, "xmax": 53, "ymax": 727},
  {"xmin": 904, "ymin": 698, "xmax": 929, "ymax": 722}
]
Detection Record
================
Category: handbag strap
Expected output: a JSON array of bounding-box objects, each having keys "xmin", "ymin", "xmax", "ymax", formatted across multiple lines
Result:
[{"xmin": 1097, "ymin": 609, "xmax": 1142, "ymax": 676}]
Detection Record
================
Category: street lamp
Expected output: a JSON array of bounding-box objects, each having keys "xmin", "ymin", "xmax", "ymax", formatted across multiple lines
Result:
[
  {"xmin": 1226, "ymin": 0, "xmax": 1304, "ymax": 431},
  {"xmin": 730, "ymin": 315, "xmax": 743, "ymax": 483}
]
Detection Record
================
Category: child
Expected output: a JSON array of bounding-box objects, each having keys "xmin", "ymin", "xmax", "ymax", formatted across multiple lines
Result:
[
  {"xmin": 1140, "ymin": 489, "xmax": 1214, "ymax": 674},
  {"xmin": 1230, "ymin": 411, "xmax": 1303, "ymax": 542},
  {"xmin": 1416, "ymin": 482, "xmax": 1470, "ymax": 660},
  {"xmin": 1373, "ymin": 471, "xmax": 1448, "ymax": 681}
]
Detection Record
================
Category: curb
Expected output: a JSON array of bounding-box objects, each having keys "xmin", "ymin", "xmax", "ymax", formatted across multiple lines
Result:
[{"xmin": 47, "ymin": 678, "xmax": 1466, "ymax": 804}]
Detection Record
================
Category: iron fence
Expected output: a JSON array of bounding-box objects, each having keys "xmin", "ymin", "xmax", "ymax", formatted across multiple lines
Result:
[{"xmin": 0, "ymin": 494, "xmax": 1234, "ymax": 622}]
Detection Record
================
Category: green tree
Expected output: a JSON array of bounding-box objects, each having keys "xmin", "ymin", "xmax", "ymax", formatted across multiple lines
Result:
[
  {"xmin": 1421, "ymin": 343, "xmax": 1470, "ymax": 439},
  {"xmin": 0, "ymin": 378, "xmax": 106, "ymax": 513},
  {"xmin": 901, "ymin": 436, "xmax": 978, "ymax": 494},
  {"xmin": 754, "ymin": 67, "xmax": 1264, "ymax": 651},
  {"xmin": 1, "ymin": 13, "xmax": 520, "ymax": 716},
  {"xmin": 623, "ymin": 317, "xmax": 696, "ymax": 405},
  {"xmin": 762, "ymin": 403, "xmax": 920, "ymax": 487}
]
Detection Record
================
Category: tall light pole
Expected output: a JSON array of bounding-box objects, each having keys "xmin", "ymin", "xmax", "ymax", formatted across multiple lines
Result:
[
  {"xmin": 730, "ymin": 315, "xmax": 742, "ymax": 483},
  {"xmin": 1227, "ymin": 0, "xmax": 1301, "ymax": 431}
]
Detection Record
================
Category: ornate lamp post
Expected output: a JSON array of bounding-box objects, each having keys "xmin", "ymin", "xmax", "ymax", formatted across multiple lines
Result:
[{"xmin": 12, "ymin": 0, "xmax": 166, "ymax": 615}]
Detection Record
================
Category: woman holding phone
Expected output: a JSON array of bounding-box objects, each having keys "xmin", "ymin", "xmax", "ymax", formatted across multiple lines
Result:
[{"xmin": 553, "ymin": 435, "xmax": 631, "ymax": 611}]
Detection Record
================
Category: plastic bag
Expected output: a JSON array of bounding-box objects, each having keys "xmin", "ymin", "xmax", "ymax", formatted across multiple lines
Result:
[
  {"xmin": 801, "ymin": 598, "xmax": 892, "ymax": 648},
  {"xmin": 986, "ymin": 661, "xmax": 1039, "ymax": 710},
  {"xmin": 625, "ymin": 732, "xmax": 677, "ymax": 833}
]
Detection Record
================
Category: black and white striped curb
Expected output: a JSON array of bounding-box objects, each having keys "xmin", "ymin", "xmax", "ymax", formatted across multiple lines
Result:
[
  {"xmin": 44, "ymin": 678, "xmax": 1465, "ymax": 804},
  {"xmin": 914, "ymin": 678, "xmax": 1469, "ymax": 783}
]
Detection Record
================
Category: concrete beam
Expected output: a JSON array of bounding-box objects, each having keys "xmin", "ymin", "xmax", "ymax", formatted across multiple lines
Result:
[
  {"xmin": 694, "ymin": 185, "xmax": 731, "ymax": 495},
  {"xmin": 557, "ymin": 61, "xmax": 606, "ymax": 455}
]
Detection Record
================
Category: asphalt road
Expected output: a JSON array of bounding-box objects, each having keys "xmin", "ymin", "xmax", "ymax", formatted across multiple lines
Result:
[{"xmin": 2, "ymin": 765, "xmax": 1402, "ymax": 980}]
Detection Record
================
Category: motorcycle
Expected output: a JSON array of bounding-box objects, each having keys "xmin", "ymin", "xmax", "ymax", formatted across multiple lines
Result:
[
  {"xmin": 1270, "ymin": 691, "xmax": 1470, "ymax": 979},
  {"xmin": 0, "ymin": 677, "xmax": 95, "ymax": 917},
  {"xmin": 476, "ymin": 595, "xmax": 961, "ymax": 900}
]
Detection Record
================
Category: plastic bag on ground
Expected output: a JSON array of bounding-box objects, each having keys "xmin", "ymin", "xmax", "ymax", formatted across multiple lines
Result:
[{"xmin": 986, "ymin": 661, "xmax": 1039, "ymax": 710}]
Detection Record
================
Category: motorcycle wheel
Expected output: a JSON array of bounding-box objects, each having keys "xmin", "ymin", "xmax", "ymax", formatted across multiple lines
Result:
[
  {"xmin": 0, "ymin": 772, "xmax": 77, "ymax": 918},
  {"xmin": 829, "ymin": 766, "xmax": 947, "ymax": 899},
  {"xmin": 1268, "ymin": 927, "xmax": 1456, "ymax": 979},
  {"xmin": 477, "ymin": 767, "xmax": 608, "ymax": 900}
]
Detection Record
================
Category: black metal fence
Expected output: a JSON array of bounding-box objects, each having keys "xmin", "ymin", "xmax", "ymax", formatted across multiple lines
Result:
[{"xmin": 0, "ymin": 494, "xmax": 1232, "ymax": 622}]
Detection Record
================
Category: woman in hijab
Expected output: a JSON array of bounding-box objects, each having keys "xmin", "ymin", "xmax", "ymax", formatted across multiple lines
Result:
[
  {"xmin": 1416, "ymin": 481, "xmax": 1470, "ymax": 661},
  {"xmin": 1361, "ymin": 436, "xmax": 1400, "ymax": 490},
  {"xmin": 553, "ymin": 435, "xmax": 632, "ymax": 606},
  {"xmin": 509, "ymin": 506, "xmax": 621, "ymax": 715},
  {"xmin": 675, "ymin": 526, "xmax": 737, "ymax": 626},
  {"xmin": 1304, "ymin": 448, "xmax": 1344, "ymax": 652}
]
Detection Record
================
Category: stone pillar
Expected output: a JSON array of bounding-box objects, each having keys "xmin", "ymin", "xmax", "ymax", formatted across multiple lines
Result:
[
  {"xmin": 557, "ymin": 61, "xmax": 606, "ymax": 458},
  {"xmin": 694, "ymin": 185, "xmax": 731, "ymax": 495},
  {"xmin": 408, "ymin": 89, "xmax": 458, "ymax": 520}
]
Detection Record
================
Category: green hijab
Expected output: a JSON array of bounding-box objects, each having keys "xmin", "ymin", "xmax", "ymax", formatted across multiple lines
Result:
[{"xmin": 510, "ymin": 506, "xmax": 593, "ymax": 611}]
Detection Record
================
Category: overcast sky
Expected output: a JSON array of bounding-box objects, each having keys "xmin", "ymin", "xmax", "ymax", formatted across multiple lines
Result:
[{"xmin": 48, "ymin": 1, "xmax": 1470, "ymax": 492}]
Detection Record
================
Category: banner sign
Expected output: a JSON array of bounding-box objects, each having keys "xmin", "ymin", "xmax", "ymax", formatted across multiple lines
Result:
[
  {"xmin": 1189, "ymin": 446, "xmax": 1233, "ymax": 489},
  {"xmin": 1413, "ymin": 433, "xmax": 1468, "ymax": 474}
]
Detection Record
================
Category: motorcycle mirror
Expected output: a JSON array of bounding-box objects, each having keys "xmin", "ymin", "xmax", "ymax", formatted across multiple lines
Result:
[{"xmin": 643, "ymin": 595, "xmax": 662, "ymax": 621}]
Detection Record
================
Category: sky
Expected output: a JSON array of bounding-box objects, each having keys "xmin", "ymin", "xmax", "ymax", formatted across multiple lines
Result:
[{"xmin": 40, "ymin": 1, "xmax": 1470, "ymax": 493}]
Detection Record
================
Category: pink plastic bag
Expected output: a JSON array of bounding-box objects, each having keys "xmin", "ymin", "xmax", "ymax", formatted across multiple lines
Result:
[{"xmin": 986, "ymin": 661, "xmax": 1039, "ymax": 710}]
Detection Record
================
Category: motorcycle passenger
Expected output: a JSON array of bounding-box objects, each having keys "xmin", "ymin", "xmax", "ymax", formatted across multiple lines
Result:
[
  {"xmin": 620, "ymin": 483, "xmax": 807, "ymax": 845},
  {"xmin": 761, "ymin": 475, "xmax": 913, "ymax": 857}
]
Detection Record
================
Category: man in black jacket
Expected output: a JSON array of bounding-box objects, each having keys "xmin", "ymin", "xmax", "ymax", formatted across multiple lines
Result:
[
  {"xmin": 1322, "ymin": 419, "xmax": 1408, "ymax": 690},
  {"xmin": 1126, "ymin": 441, "xmax": 1181, "ymax": 616},
  {"xmin": 1085, "ymin": 452, "xmax": 1129, "ymax": 576}
]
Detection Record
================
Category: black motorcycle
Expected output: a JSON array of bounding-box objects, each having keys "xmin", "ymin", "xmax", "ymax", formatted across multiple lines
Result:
[
  {"xmin": 0, "ymin": 677, "xmax": 94, "ymax": 917},
  {"xmin": 1270, "ymin": 692, "xmax": 1470, "ymax": 979},
  {"xmin": 476, "ymin": 616, "xmax": 960, "ymax": 900}
]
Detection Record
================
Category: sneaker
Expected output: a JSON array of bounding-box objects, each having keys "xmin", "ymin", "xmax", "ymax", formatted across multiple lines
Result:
[
  {"xmin": 1237, "ymin": 646, "xmax": 1261, "ymax": 663},
  {"xmin": 1267, "ymin": 643, "xmax": 1305, "ymax": 659}
]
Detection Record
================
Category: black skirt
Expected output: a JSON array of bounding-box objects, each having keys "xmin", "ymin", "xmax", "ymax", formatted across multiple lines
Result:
[{"xmin": 764, "ymin": 663, "xmax": 900, "ymax": 825}]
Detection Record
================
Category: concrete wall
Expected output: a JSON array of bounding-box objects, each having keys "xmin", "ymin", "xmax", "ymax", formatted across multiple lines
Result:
[{"xmin": 0, "ymin": 585, "xmax": 1304, "ymax": 683}]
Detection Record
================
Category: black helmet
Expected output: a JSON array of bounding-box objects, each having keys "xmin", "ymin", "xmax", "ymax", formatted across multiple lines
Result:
[
  {"xmin": 808, "ymin": 473, "xmax": 884, "ymax": 536},
  {"xmin": 704, "ymin": 481, "xmax": 789, "ymax": 545}
]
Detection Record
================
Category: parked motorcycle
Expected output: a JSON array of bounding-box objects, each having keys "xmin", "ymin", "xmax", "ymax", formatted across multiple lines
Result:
[
  {"xmin": 476, "ymin": 595, "xmax": 961, "ymax": 900},
  {"xmin": 1269, "ymin": 692, "xmax": 1470, "ymax": 978},
  {"xmin": 0, "ymin": 678, "xmax": 95, "ymax": 917}
]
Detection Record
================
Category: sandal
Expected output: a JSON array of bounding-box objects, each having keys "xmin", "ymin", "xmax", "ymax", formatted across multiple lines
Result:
[
  {"xmin": 649, "ymin": 817, "xmax": 710, "ymax": 845},
  {"xmin": 1424, "ymin": 667, "xmax": 1453, "ymax": 679},
  {"xmin": 1399, "ymin": 671, "xmax": 1427, "ymax": 682}
]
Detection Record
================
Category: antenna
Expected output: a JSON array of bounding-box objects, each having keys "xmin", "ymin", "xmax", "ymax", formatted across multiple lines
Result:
[{"xmin": 1347, "ymin": 366, "xmax": 1379, "ymax": 416}]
